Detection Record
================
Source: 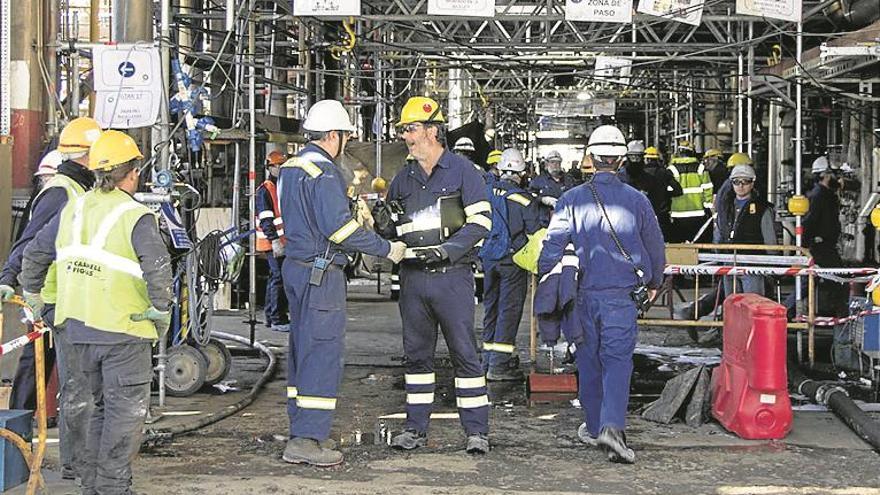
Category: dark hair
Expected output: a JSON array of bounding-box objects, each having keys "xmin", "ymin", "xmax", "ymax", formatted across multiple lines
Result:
[
  {"xmin": 425, "ymin": 123, "xmax": 447, "ymax": 147},
  {"xmin": 96, "ymin": 161, "xmax": 138, "ymax": 192}
]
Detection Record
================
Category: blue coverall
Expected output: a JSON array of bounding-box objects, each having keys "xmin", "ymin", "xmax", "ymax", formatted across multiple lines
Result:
[
  {"xmin": 386, "ymin": 150, "xmax": 491, "ymax": 436},
  {"xmin": 538, "ymin": 172, "xmax": 665, "ymax": 438},
  {"xmin": 481, "ymin": 179, "xmax": 541, "ymax": 371},
  {"xmin": 528, "ymin": 172, "xmax": 576, "ymax": 226},
  {"xmin": 255, "ymin": 177, "xmax": 288, "ymax": 326},
  {"xmin": 278, "ymin": 143, "xmax": 391, "ymax": 442}
]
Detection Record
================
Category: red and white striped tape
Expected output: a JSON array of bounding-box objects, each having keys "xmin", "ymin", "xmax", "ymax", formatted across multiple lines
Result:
[
  {"xmin": 0, "ymin": 328, "xmax": 47, "ymax": 358},
  {"xmin": 794, "ymin": 308, "xmax": 880, "ymax": 327},
  {"xmin": 664, "ymin": 265, "xmax": 879, "ymax": 277}
]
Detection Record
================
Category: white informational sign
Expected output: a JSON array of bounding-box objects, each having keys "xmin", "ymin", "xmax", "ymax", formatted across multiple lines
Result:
[
  {"xmin": 637, "ymin": 0, "xmax": 704, "ymax": 26},
  {"xmin": 428, "ymin": 0, "xmax": 495, "ymax": 17},
  {"xmin": 736, "ymin": 0, "xmax": 801, "ymax": 23},
  {"xmin": 94, "ymin": 90, "xmax": 162, "ymax": 129},
  {"xmin": 293, "ymin": 0, "xmax": 361, "ymax": 16},
  {"xmin": 92, "ymin": 45, "xmax": 162, "ymax": 128},
  {"xmin": 535, "ymin": 98, "xmax": 616, "ymax": 117},
  {"xmin": 565, "ymin": 0, "xmax": 633, "ymax": 24},
  {"xmin": 594, "ymin": 56, "xmax": 632, "ymax": 85}
]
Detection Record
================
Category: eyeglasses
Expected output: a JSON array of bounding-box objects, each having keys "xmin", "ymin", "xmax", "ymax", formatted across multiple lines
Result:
[
  {"xmin": 401, "ymin": 123, "xmax": 424, "ymax": 134},
  {"xmin": 731, "ymin": 179, "xmax": 754, "ymax": 186}
]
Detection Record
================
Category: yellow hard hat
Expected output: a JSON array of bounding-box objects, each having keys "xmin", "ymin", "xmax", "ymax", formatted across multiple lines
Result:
[
  {"xmin": 57, "ymin": 117, "xmax": 103, "ymax": 154},
  {"xmin": 677, "ymin": 140, "xmax": 694, "ymax": 151},
  {"xmin": 727, "ymin": 152, "xmax": 753, "ymax": 168},
  {"xmin": 486, "ymin": 149, "xmax": 502, "ymax": 166},
  {"xmin": 88, "ymin": 130, "xmax": 144, "ymax": 171},
  {"xmin": 644, "ymin": 146, "xmax": 661, "ymax": 159},
  {"xmin": 704, "ymin": 148, "xmax": 723, "ymax": 159},
  {"xmin": 397, "ymin": 97, "xmax": 445, "ymax": 127}
]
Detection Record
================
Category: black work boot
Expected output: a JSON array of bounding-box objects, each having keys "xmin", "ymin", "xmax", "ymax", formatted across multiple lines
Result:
[
  {"xmin": 466, "ymin": 433, "xmax": 490, "ymax": 454},
  {"xmin": 597, "ymin": 426, "xmax": 635, "ymax": 464},
  {"xmin": 390, "ymin": 429, "xmax": 427, "ymax": 450},
  {"xmin": 487, "ymin": 359, "xmax": 524, "ymax": 382},
  {"xmin": 282, "ymin": 437, "xmax": 344, "ymax": 467}
]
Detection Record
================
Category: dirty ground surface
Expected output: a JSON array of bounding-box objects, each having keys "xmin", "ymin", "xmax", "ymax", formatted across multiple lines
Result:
[{"xmin": 17, "ymin": 281, "xmax": 880, "ymax": 495}]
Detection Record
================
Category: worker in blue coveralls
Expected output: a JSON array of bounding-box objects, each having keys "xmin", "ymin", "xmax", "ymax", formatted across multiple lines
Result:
[
  {"xmin": 278, "ymin": 99, "xmax": 407, "ymax": 467},
  {"xmin": 255, "ymin": 149, "xmax": 289, "ymax": 332},
  {"xmin": 380, "ymin": 96, "xmax": 492, "ymax": 454},
  {"xmin": 538, "ymin": 125, "xmax": 665, "ymax": 464},
  {"xmin": 480, "ymin": 148, "xmax": 541, "ymax": 381},
  {"xmin": 528, "ymin": 150, "xmax": 576, "ymax": 227}
]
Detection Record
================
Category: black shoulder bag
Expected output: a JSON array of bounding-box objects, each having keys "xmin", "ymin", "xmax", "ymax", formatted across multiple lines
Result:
[{"xmin": 586, "ymin": 178, "xmax": 652, "ymax": 313}]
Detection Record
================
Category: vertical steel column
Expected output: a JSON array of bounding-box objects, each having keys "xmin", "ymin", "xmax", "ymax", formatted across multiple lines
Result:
[
  {"xmin": 794, "ymin": 22, "xmax": 806, "ymax": 362},
  {"xmin": 158, "ymin": 0, "xmax": 171, "ymax": 170},
  {"xmin": 374, "ymin": 48, "xmax": 383, "ymax": 178},
  {"xmin": 746, "ymin": 21, "xmax": 754, "ymax": 157},
  {"xmin": 89, "ymin": 0, "xmax": 99, "ymax": 115},
  {"xmin": 247, "ymin": 0, "xmax": 257, "ymax": 344}
]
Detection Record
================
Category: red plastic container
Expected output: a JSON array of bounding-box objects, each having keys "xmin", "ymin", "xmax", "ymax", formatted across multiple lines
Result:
[{"xmin": 711, "ymin": 293, "xmax": 792, "ymax": 439}]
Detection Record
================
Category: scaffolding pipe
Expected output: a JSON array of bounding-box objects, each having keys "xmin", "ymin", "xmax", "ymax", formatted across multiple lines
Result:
[
  {"xmin": 374, "ymin": 50, "xmax": 383, "ymax": 178},
  {"xmin": 89, "ymin": 0, "xmax": 99, "ymax": 115},
  {"xmin": 158, "ymin": 0, "xmax": 171, "ymax": 170},
  {"xmin": 746, "ymin": 21, "xmax": 754, "ymax": 157},
  {"xmin": 795, "ymin": 21, "xmax": 805, "ymax": 355},
  {"xmin": 248, "ymin": 0, "xmax": 257, "ymax": 345}
]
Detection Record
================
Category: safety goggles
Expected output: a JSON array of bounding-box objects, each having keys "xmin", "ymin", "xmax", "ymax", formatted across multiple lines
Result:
[
  {"xmin": 731, "ymin": 179, "xmax": 754, "ymax": 186},
  {"xmin": 401, "ymin": 123, "xmax": 425, "ymax": 134}
]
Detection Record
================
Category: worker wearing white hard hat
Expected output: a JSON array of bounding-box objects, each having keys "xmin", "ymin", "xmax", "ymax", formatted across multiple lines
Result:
[
  {"xmin": 277, "ymin": 100, "xmax": 405, "ymax": 467},
  {"xmin": 479, "ymin": 147, "xmax": 541, "ymax": 383},
  {"xmin": 452, "ymin": 136, "xmax": 478, "ymax": 164},
  {"xmin": 35, "ymin": 150, "xmax": 63, "ymax": 184},
  {"xmin": 538, "ymin": 124, "xmax": 665, "ymax": 465}
]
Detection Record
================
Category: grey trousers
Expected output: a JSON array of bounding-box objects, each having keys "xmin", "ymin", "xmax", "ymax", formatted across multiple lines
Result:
[
  {"xmin": 76, "ymin": 342, "xmax": 152, "ymax": 495},
  {"xmin": 53, "ymin": 320, "xmax": 93, "ymax": 477}
]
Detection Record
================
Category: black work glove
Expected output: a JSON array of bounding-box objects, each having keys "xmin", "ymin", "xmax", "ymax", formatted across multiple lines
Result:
[
  {"xmin": 413, "ymin": 246, "xmax": 448, "ymax": 266},
  {"xmin": 371, "ymin": 201, "xmax": 396, "ymax": 239}
]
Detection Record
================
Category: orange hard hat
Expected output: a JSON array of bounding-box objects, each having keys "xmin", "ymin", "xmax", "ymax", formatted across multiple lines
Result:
[{"xmin": 266, "ymin": 150, "xmax": 286, "ymax": 166}]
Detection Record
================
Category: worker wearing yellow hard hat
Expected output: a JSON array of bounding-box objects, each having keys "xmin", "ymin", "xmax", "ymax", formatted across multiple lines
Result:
[
  {"xmin": 0, "ymin": 116, "xmax": 104, "ymax": 480},
  {"xmin": 384, "ymin": 95, "xmax": 492, "ymax": 455},
  {"xmin": 702, "ymin": 148, "xmax": 727, "ymax": 192},
  {"xmin": 19, "ymin": 129, "xmax": 172, "ymax": 493}
]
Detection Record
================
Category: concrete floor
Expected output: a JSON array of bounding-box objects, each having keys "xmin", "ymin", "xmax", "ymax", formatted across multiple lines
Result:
[{"xmin": 12, "ymin": 280, "xmax": 880, "ymax": 495}]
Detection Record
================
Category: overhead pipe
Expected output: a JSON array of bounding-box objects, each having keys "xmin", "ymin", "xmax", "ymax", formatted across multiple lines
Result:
[
  {"xmin": 824, "ymin": 0, "xmax": 880, "ymax": 29},
  {"xmin": 790, "ymin": 360, "xmax": 880, "ymax": 450}
]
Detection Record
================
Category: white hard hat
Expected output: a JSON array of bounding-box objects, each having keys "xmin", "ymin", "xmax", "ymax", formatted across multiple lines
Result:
[
  {"xmin": 303, "ymin": 100, "xmax": 356, "ymax": 133},
  {"xmin": 453, "ymin": 137, "xmax": 476, "ymax": 152},
  {"xmin": 498, "ymin": 148, "xmax": 527, "ymax": 173},
  {"xmin": 546, "ymin": 150, "xmax": 563, "ymax": 163},
  {"xmin": 36, "ymin": 150, "xmax": 63, "ymax": 176},
  {"xmin": 627, "ymin": 140, "xmax": 645, "ymax": 154},
  {"xmin": 588, "ymin": 125, "xmax": 628, "ymax": 157},
  {"xmin": 811, "ymin": 156, "xmax": 830, "ymax": 174}
]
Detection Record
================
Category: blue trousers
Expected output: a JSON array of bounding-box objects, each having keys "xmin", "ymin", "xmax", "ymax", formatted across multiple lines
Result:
[
  {"xmin": 265, "ymin": 253, "xmax": 288, "ymax": 326},
  {"xmin": 399, "ymin": 264, "xmax": 489, "ymax": 436},
  {"xmin": 481, "ymin": 261, "xmax": 528, "ymax": 369},
  {"xmin": 283, "ymin": 259, "xmax": 346, "ymax": 441},
  {"xmin": 575, "ymin": 290, "xmax": 638, "ymax": 438}
]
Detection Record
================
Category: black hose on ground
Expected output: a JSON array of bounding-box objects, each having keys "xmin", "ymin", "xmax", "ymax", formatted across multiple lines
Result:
[
  {"xmin": 142, "ymin": 331, "xmax": 278, "ymax": 446},
  {"xmin": 789, "ymin": 359, "xmax": 880, "ymax": 451}
]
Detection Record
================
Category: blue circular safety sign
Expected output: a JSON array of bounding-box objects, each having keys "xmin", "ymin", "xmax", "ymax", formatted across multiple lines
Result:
[{"xmin": 118, "ymin": 61, "xmax": 136, "ymax": 78}]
